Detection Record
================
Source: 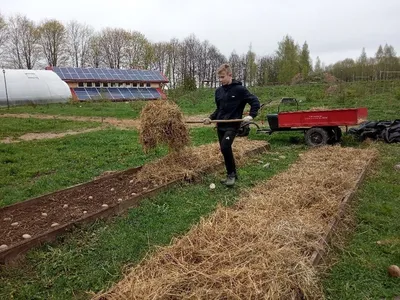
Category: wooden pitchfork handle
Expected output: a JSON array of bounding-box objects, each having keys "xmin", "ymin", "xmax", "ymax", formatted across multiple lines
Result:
[{"xmin": 185, "ymin": 119, "xmax": 244, "ymax": 124}]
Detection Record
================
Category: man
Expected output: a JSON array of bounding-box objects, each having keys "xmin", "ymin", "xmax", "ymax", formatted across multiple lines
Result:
[{"xmin": 204, "ymin": 63, "xmax": 260, "ymax": 186}]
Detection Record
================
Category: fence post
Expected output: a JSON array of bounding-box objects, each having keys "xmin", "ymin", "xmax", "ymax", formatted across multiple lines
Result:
[{"xmin": 2, "ymin": 69, "xmax": 10, "ymax": 109}]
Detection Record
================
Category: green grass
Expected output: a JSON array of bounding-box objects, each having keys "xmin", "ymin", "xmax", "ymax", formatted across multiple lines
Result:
[
  {"xmin": 0, "ymin": 132, "xmax": 303, "ymax": 300},
  {"xmin": 0, "ymin": 127, "xmax": 218, "ymax": 207},
  {"xmin": 0, "ymin": 117, "xmax": 100, "ymax": 139},
  {"xmin": 322, "ymin": 143, "xmax": 400, "ymax": 299},
  {"xmin": 2, "ymin": 81, "xmax": 399, "ymax": 121},
  {"xmin": 0, "ymin": 82, "xmax": 399, "ymax": 299},
  {"xmin": 0, "ymin": 100, "xmax": 146, "ymax": 119},
  {"xmin": 173, "ymin": 88, "xmax": 216, "ymax": 116}
]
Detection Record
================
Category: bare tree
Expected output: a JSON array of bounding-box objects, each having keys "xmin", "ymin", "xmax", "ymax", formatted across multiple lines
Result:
[
  {"xmin": 66, "ymin": 20, "xmax": 93, "ymax": 67},
  {"xmin": 182, "ymin": 35, "xmax": 201, "ymax": 80},
  {"xmin": 39, "ymin": 19, "xmax": 68, "ymax": 67},
  {"xmin": 0, "ymin": 13, "xmax": 7, "ymax": 62},
  {"xmin": 197, "ymin": 40, "xmax": 210, "ymax": 86},
  {"xmin": 5, "ymin": 14, "xmax": 41, "ymax": 69},
  {"xmin": 228, "ymin": 51, "xmax": 242, "ymax": 79},
  {"xmin": 165, "ymin": 38, "xmax": 180, "ymax": 88},
  {"xmin": 207, "ymin": 45, "xmax": 226, "ymax": 88},
  {"xmin": 100, "ymin": 28, "xmax": 129, "ymax": 69},
  {"xmin": 124, "ymin": 31, "xmax": 148, "ymax": 69},
  {"xmin": 88, "ymin": 34, "xmax": 102, "ymax": 68},
  {"xmin": 153, "ymin": 42, "xmax": 169, "ymax": 73}
]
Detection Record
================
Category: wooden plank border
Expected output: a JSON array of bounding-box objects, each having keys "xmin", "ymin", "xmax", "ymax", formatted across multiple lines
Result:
[{"xmin": 310, "ymin": 157, "xmax": 375, "ymax": 266}]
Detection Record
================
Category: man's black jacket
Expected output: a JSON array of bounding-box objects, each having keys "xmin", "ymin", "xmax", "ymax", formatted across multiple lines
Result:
[{"xmin": 209, "ymin": 80, "xmax": 260, "ymax": 131}]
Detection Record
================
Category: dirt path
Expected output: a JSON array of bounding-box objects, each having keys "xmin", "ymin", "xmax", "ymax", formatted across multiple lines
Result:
[
  {"xmin": 0, "ymin": 113, "xmax": 211, "ymax": 129},
  {"xmin": 0, "ymin": 113, "xmax": 212, "ymax": 143},
  {"xmin": 1, "ymin": 127, "xmax": 106, "ymax": 144},
  {"xmin": 0, "ymin": 113, "xmax": 142, "ymax": 129}
]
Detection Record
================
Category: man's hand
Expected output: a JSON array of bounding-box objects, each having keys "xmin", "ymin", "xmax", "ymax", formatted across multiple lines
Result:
[
  {"xmin": 203, "ymin": 118, "xmax": 212, "ymax": 125},
  {"xmin": 243, "ymin": 116, "xmax": 253, "ymax": 122}
]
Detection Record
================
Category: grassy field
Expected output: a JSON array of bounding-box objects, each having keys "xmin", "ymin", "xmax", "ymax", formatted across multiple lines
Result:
[
  {"xmin": 0, "ymin": 127, "xmax": 217, "ymax": 207},
  {"xmin": 323, "ymin": 143, "xmax": 400, "ymax": 299},
  {"xmin": 0, "ymin": 100, "xmax": 146, "ymax": 119},
  {"xmin": 0, "ymin": 117, "xmax": 100, "ymax": 139},
  {"xmin": 0, "ymin": 135, "xmax": 302, "ymax": 300},
  {"xmin": 0, "ymin": 81, "xmax": 399, "ymax": 299},
  {"xmin": 1, "ymin": 80, "xmax": 399, "ymax": 120}
]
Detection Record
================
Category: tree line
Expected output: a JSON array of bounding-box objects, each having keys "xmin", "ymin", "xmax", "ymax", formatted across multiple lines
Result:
[{"xmin": 0, "ymin": 12, "xmax": 399, "ymax": 89}]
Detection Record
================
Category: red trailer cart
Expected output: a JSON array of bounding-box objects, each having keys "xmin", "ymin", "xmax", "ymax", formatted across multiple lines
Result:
[{"xmin": 256, "ymin": 98, "xmax": 368, "ymax": 146}]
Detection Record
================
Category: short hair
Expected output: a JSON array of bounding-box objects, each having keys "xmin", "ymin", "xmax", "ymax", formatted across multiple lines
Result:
[{"xmin": 217, "ymin": 63, "xmax": 232, "ymax": 75}]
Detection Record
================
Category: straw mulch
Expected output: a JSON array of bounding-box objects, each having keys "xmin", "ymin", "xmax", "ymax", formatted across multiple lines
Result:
[
  {"xmin": 309, "ymin": 107, "xmax": 329, "ymax": 111},
  {"xmin": 133, "ymin": 139, "xmax": 268, "ymax": 186},
  {"xmin": 94, "ymin": 146, "xmax": 377, "ymax": 300},
  {"xmin": 139, "ymin": 100, "xmax": 191, "ymax": 153}
]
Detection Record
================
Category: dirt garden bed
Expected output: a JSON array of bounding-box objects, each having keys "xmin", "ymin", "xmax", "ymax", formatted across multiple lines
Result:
[{"xmin": 0, "ymin": 139, "xmax": 269, "ymax": 264}]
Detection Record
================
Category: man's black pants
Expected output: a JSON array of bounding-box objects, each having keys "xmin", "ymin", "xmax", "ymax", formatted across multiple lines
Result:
[{"xmin": 217, "ymin": 129, "xmax": 237, "ymax": 175}]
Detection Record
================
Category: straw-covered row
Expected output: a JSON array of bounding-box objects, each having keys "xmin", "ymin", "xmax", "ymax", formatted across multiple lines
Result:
[
  {"xmin": 95, "ymin": 146, "xmax": 377, "ymax": 300},
  {"xmin": 133, "ymin": 139, "xmax": 268, "ymax": 186}
]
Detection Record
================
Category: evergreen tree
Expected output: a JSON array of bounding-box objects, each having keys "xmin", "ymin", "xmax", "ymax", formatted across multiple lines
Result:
[
  {"xmin": 276, "ymin": 35, "xmax": 300, "ymax": 83},
  {"xmin": 299, "ymin": 41, "xmax": 312, "ymax": 79}
]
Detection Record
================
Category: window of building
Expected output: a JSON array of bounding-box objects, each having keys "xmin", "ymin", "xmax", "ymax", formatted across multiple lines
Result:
[
  {"xmin": 87, "ymin": 82, "xmax": 93, "ymax": 87},
  {"xmin": 110, "ymin": 82, "xmax": 115, "ymax": 87},
  {"xmin": 139, "ymin": 83, "xmax": 144, "ymax": 87},
  {"xmin": 95, "ymin": 82, "xmax": 101, "ymax": 87},
  {"xmin": 146, "ymin": 83, "xmax": 151, "ymax": 87},
  {"xmin": 132, "ymin": 83, "xmax": 137, "ymax": 87},
  {"xmin": 125, "ymin": 82, "xmax": 131, "ymax": 87},
  {"xmin": 25, "ymin": 73, "xmax": 39, "ymax": 79},
  {"xmin": 119, "ymin": 83, "xmax": 124, "ymax": 87},
  {"xmin": 78, "ymin": 82, "xmax": 84, "ymax": 87},
  {"xmin": 103, "ymin": 83, "xmax": 108, "ymax": 87}
]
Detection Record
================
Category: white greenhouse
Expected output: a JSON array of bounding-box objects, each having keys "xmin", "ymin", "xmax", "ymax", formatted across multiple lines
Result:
[{"xmin": 0, "ymin": 69, "xmax": 72, "ymax": 106}]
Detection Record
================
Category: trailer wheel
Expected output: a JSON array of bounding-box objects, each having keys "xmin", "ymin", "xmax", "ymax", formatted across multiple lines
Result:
[{"xmin": 305, "ymin": 127, "xmax": 329, "ymax": 147}]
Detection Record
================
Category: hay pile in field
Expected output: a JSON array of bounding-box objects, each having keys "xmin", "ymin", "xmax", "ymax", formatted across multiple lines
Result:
[
  {"xmin": 95, "ymin": 146, "xmax": 377, "ymax": 300},
  {"xmin": 325, "ymin": 84, "xmax": 339, "ymax": 96},
  {"xmin": 309, "ymin": 106, "xmax": 329, "ymax": 111},
  {"xmin": 133, "ymin": 139, "xmax": 268, "ymax": 186},
  {"xmin": 139, "ymin": 100, "xmax": 190, "ymax": 153}
]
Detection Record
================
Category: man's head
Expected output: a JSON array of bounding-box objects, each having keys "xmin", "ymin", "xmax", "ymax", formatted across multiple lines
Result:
[{"xmin": 217, "ymin": 63, "xmax": 233, "ymax": 86}]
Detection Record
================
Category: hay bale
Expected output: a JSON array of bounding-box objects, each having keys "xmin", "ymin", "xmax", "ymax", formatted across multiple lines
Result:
[
  {"xmin": 139, "ymin": 100, "xmax": 190, "ymax": 153},
  {"xmin": 94, "ymin": 146, "xmax": 377, "ymax": 300}
]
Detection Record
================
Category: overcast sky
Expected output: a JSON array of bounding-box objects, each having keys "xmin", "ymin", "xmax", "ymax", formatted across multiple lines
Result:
[{"xmin": 2, "ymin": 0, "xmax": 399, "ymax": 66}]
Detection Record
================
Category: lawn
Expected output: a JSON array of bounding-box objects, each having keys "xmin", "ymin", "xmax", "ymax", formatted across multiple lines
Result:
[
  {"xmin": 0, "ymin": 127, "xmax": 218, "ymax": 207},
  {"xmin": 1, "ymin": 81, "xmax": 399, "ymax": 121},
  {"xmin": 0, "ymin": 100, "xmax": 146, "ymax": 119},
  {"xmin": 322, "ymin": 143, "xmax": 400, "ymax": 299},
  {"xmin": 0, "ymin": 81, "xmax": 399, "ymax": 299},
  {"xmin": 0, "ymin": 117, "xmax": 101, "ymax": 139},
  {"xmin": 0, "ymin": 131, "xmax": 303, "ymax": 300}
]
